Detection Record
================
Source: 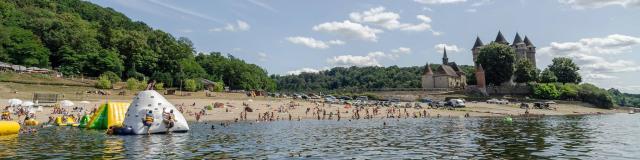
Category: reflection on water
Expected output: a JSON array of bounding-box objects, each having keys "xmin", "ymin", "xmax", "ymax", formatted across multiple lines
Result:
[{"xmin": 1, "ymin": 114, "xmax": 639, "ymax": 159}]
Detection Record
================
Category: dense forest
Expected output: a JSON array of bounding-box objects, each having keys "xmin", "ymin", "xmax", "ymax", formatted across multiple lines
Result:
[
  {"xmin": 609, "ymin": 88, "xmax": 640, "ymax": 107},
  {"xmin": 0, "ymin": 0, "xmax": 274, "ymax": 90},
  {"xmin": 272, "ymin": 64, "xmax": 475, "ymax": 92}
]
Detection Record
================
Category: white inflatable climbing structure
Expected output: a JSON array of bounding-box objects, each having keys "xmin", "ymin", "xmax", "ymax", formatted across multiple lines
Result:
[{"xmin": 122, "ymin": 90, "xmax": 189, "ymax": 134}]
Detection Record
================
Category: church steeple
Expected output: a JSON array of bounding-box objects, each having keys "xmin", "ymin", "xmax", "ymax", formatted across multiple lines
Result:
[
  {"xmin": 442, "ymin": 47, "xmax": 449, "ymax": 64},
  {"xmin": 495, "ymin": 30, "xmax": 509, "ymax": 45}
]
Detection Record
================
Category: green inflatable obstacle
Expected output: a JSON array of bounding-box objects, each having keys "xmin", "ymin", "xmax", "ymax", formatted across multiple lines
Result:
[
  {"xmin": 85, "ymin": 102, "xmax": 130, "ymax": 129},
  {"xmin": 78, "ymin": 115, "xmax": 90, "ymax": 128}
]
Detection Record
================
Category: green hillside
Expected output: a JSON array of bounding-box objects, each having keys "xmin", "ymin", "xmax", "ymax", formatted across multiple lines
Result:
[{"xmin": 0, "ymin": 0, "xmax": 274, "ymax": 90}]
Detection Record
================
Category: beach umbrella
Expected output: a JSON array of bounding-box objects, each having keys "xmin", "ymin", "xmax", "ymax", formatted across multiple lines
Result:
[
  {"xmin": 8, "ymin": 99, "xmax": 22, "ymax": 107},
  {"xmin": 60, "ymin": 100, "xmax": 74, "ymax": 107},
  {"xmin": 21, "ymin": 101, "xmax": 34, "ymax": 107}
]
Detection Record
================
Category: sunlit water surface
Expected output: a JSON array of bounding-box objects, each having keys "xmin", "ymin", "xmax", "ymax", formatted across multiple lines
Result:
[{"xmin": 1, "ymin": 114, "xmax": 639, "ymax": 159}]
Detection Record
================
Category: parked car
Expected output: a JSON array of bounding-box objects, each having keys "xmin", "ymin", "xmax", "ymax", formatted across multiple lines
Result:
[{"xmin": 447, "ymin": 99, "xmax": 466, "ymax": 108}]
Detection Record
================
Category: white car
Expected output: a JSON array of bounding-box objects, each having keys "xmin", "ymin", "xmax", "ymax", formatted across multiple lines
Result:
[{"xmin": 448, "ymin": 99, "xmax": 466, "ymax": 107}]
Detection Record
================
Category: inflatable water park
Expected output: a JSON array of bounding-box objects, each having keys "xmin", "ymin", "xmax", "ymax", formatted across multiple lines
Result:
[{"xmin": 1, "ymin": 88, "xmax": 189, "ymax": 136}]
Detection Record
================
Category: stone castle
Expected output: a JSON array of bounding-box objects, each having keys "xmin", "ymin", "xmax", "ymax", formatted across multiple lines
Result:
[{"xmin": 421, "ymin": 31, "xmax": 536, "ymax": 91}]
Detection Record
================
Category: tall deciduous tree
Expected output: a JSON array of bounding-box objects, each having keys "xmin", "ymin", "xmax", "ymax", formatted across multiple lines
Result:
[
  {"xmin": 514, "ymin": 59, "xmax": 538, "ymax": 83},
  {"xmin": 476, "ymin": 42, "xmax": 516, "ymax": 85},
  {"xmin": 548, "ymin": 57, "xmax": 581, "ymax": 84},
  {"xmin": 539, "ymin": 68, "xmax": 557, "ymax": 83}
]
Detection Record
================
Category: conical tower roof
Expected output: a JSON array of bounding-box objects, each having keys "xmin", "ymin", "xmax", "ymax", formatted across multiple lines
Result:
[
  {"xmin": 423, "ymin": 62, "xmax": 433, "ymax": 75},
  {"xmin": 495, "ymin": 31, "xmax": 509, "ymax": 44},
  {"xmin": 512, "ymin": 32, "xmax": 523, "ymax": 45},
  {"xmin": 473, "ymin": 36, "xmax": 484, "ymax": 48},
  {"xmin": 524, "ymin": 36, "xmax": 535, "ymax": 47}
]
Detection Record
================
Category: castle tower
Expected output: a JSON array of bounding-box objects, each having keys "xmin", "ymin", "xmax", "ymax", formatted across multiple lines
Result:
[
  {"xmin": 512, "ymin": 32, "xmax": 527, "ymax": 61},
  {"xmin": 494, "ymin": 31, "xmax": 509, "ymax": 45},
  {"xmin": 421, "ymin": 62, "xmax": 434, "ymax": 89},
  {"xmin": 475, "ymin": 64, "xmax": 487, "ymax": 95},
  {"xmin": 524, "ymin": 36, "xmax": 536, "ymax": 67},
  {"xmin": 442, "ymin": 47, "xmax": 449, "ymax": 64},
  {"xmin": 472, "ymin": 36, "xmax": 483, "ymax": 67}
]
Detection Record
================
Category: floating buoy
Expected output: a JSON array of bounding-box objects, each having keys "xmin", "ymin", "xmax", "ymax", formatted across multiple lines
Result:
[
  {"xmin": 24, "ymin": 119, "xmax": 38, "ymax": 126},
  {"xmin": 0, "ymin": 121, "xmax": 20, "ymax": 135},
  {"xmin": 504, "ymin": 116, "xmax": 513, "ymax": 123}
]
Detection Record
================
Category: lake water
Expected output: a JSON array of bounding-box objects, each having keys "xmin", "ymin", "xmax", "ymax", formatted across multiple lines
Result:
[{"xmin": 1, "ymin": 114, "xmax": 639, "ymax": 159}]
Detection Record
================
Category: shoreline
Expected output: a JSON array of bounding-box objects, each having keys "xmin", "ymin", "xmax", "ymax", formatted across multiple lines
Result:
[{"xmin": 1, "ymin": 96, "xmax": 624, "ymax": 124}]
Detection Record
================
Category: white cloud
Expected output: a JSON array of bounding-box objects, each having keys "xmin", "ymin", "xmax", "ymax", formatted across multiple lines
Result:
[
  {"xmin": 257, "ymin": 52, "xmax": 267, "ymax": 61},
  {"xmin": 466, "ymin": 8, "xmax": 478, "ymax": 12},
  {"xmin": 434, "ymin": 44, "xmax": 462, "ymax": 53},
  {"xmin": 285, "ymin": 37, "xmax": 345, "ymax": 49},
  {"xmin": 559, "ymin": 0, "xmax": 640, "ymax": 9},
  {"xmin": 391, "ymin": 47, "xmax": 412, "ymax": 54},
  {"xmin": 539, "ymin": 34, "xmax": 640, "ymax": 78},
  {"xmin": 313, "ymin": 20, "xmax": 382, "ymax": 41},
  {"xmin": 328, "ymin": 40, "xmax": 346, "ymax": 45},
  {"xmin": 286, "ymin": 37, "xmax": 329, "ymax": 49},
  {"xmin": 416, "ymin": 15, "xmax": 432, "ymax": 23},
  {"xmin": 327, "ymin": 51, "xmax": 399, "ymax": 67},
  {"xmin": 414, "ymin": 0, "xmax": 467, "ymax": 5},
  {"xmin": 210, "ymin": 20, "xmax": 250, "ymax": 32},
  {"xmin": 349, "ymin": 7, "xmax": 438, "ymax": 34},
  {"xmin": 286, "ymin": 68, "xmax": 323, "ymax": 75},
  {"xmin": 582, "ymin": 72, "xmax": 618, "ymax": 80}
]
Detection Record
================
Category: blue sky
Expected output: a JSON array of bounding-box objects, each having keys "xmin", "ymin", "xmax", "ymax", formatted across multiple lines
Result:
[{"xmin": 89, "ymin": 0, "xmax": 640, "ymax": 93}]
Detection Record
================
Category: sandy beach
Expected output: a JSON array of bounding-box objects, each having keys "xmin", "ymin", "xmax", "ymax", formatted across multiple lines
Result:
[{"xmin": 1, "ymin": 93, "xmax": 624, "ymax": 124}]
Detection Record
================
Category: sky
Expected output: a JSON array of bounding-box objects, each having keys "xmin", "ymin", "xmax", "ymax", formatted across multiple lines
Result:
[{"xmin": 89, "ymin": 0, "xmax": 640, "ymax": 93}]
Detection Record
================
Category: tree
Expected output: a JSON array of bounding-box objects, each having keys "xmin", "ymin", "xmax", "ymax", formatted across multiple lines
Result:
[
  {"xmin": 548, "ymin": 57, "xmax": 581, "ymax": 84},
  {"xmin": 539, "ymin": 68, "xmax": 557, "ymax": 83},
  {"xmin": 514, "ymin": 59, "xmax": 537, "ymax": 83},
  {"xmin": 476, "ymin": 43, "xmax": 516, "ymax": 85},
  {"xmin": 184, "ymin": 79, "xmax": 198, "ymax": 92}
]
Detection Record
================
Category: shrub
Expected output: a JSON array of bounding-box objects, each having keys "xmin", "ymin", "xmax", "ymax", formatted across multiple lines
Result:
[
  {"xmin": 184, "ymin": 79, "xmax": 199, "ymax": 92},
  {"xmin": 96, "ymin": 75, "xmax": 112, "ymax": 89},
  {"xmin": 559, "ymin": 83, "xmax": 579, "ymax": 100},
  {"xmin": 213, "ymin": 81, "xmax": 224, "ymax": 92},
  {"xmin": 154, "ymin": 83, "xmax": 165, "ymax": 90},
  {"xmin": 126, "ymin": 78, "xmax": 140, "ymax": 91},
  {"xmin": 532, "ymin": 83, "xmax": 560, "ymax": 100},
  {"xmin": 100, "ymin": 71, "xmax": 121, "ymax": 83},
  {"xmin": 578, "ymin": 83, "xmax": 614, "ymax": 109}
]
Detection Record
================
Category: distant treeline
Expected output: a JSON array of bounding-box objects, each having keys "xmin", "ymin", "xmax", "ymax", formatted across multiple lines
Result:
[
  {"xmin": 0, "ymin": 0, "xmax": 274, "ymax": 90},
  {"xmin": 272, "ymin": 65, "xmax": 476, "ymax": 92}
]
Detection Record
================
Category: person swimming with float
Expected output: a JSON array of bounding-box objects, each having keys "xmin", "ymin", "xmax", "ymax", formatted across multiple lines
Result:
[{"xmin": 142, "ymin": 110, "xmax": 154, "ymax": 135}]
